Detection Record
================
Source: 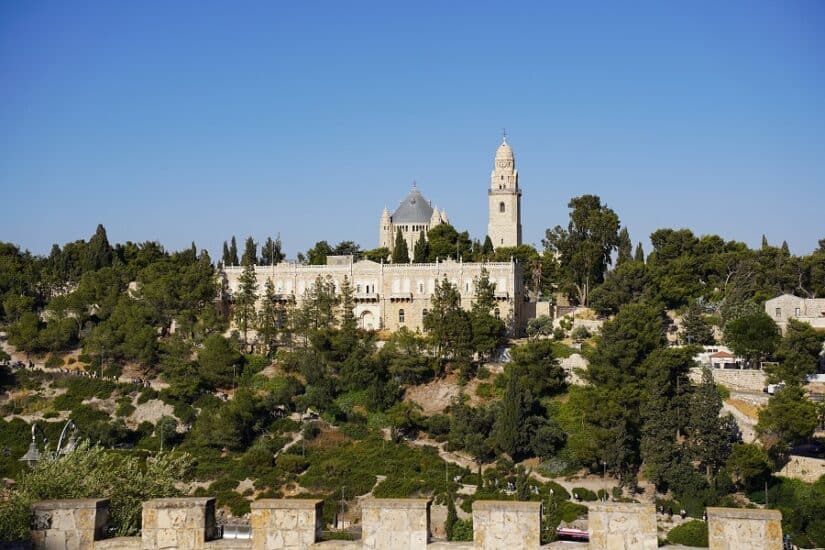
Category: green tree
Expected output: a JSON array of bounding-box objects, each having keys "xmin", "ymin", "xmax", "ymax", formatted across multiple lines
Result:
[
  {"xmin": 767, "ymin": 318, "xmax": 824, "ymax": 385},
  {"xmin": 234, "ymin": 263, "xmax": 258, "ymax": 349},
  {"xmin": 228, "ymin": 236, "xmax": 239, "ymax": 266},
  {"xmin": 542, "ymin": 195, "xmax": 621, "ymax": 305},
  {"xmin": 257, "ymin": 278, "xmax": 281, "ymax": 355},
  {"xmin": 689, "ymin": 368, "xmax": 738, "ymax": 479},
  {"xmin": 306, "ymin": 241, "xmax": 333, "ymax": 265},
  {"xmin": 616, "ymin": 227, "xmax": 632, "ymax": 265},
  {"xmin": 241, "ymin": 237, "xmax": 257, "ymax": 266},
  {"xmin": 424, "ymin": 277, "xmax": 472, "ymax": 372},
  {"xmin": 756, "ymin": 385, "xmax": 818, "ymax": 456},
  {"xmin": 588, "ymin": 261, "xmax": 649, "ymax": 316},
  {"xmin": 426, "ymin": 224, "xmax": 472, "ymax": 261},
  {"xmin": 482, "ymin": 235, "xmax": 494, "ymax": 256},
  {"xmin": 505, "ymin": 340, "xmax": 566, "ymax": 398},
  {"xmin": 726, "ymin": 443, "xmax": 771, "ymax": 490},
  {"xmin": 333, "ymin": 240, "xmax": 362, "ymax": 258},
  {"xmin": 198, "ymin": 334, "xmax": 242, "ymax": 389},
  {"xmin": 6, "ymin": 311, "xmax": 42, "ymax": 353},
  {"xmin": 723, "ymin": 311, "xmax": 780, "ymax": 365},
  {"xmin": 492, "ymin": 373, "xmax": 530, "ymax": 457},
  {"xmin": 445, "ymin": 497, "xmax": 458, "ymax": 540},
  {"xmin": 362, "ymin": 247, "xmax": 390, "ymax": 263},
  {"xmin": 260, "ymin": 236, "xmax": 284, "ymax": 265},
  {"xmin": 470, "ymin": 268, "xmax": 505, "ymax": 361},
  {"xmin": 84, "ymin": 224, "xmax": 113, "ymax": 272},
  {"xmin": 634, "ymin": 242, "xmax": 645, "ymax": 263},
  {"xmin": 413, "ymin": 231, "xmax": 429, "ymax": 263},
  {"xmin": 392, "ymin": 228, "xmax": 410, "ymax": 263},
  {"xmin": 680, "ymin": 303, "xmax": 715, "ymax": 345}
]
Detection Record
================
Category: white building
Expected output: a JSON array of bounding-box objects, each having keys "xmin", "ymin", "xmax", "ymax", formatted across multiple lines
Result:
[{"xmin": 765, "ymin": 294, "xmax": 825, "ymax": 332}]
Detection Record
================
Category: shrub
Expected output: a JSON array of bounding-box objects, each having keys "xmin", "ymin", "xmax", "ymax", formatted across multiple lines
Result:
[
  {"xmin": 137, "ymin": 387, "xmax": 158, "ymax": 404},
  {"xmin": 570, "ymin": 325, "xmax": 591, "ymax": 342},
  {"xmin": 667, "ymin": 519, "xmax": 708, "ymax": 547},
  {"xmin": 451, "ymin": 518, "xmax": 473, "ymax": 541},
  {"xmin": 716, "ymin": 383, "xmax": 730, "ymax": 400},
  {"xmin": 571, "ymin": 487, "xmax": 597, "ymax": 501},
  {"xmin": 426, "ymin": 414, "xmax": 451, "ymax": 437},
  {"xmin": 45, "ymin": 355, "xmax": 64, "ymax": 369},
  {"xmin": 66, "ymin": 357, "xmax": 76, "ymax": 365},
  {"xmin": 475, "ymin": 383, "xmax": 493, "ymax": 398},
  {"xmin": 276, "ymin": 454, "xmax": 309, "ymax": 474}
]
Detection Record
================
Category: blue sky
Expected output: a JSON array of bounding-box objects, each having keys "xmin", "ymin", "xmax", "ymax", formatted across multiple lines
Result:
[{"xmin": 1, "ymin": 1, "xmax": 824, "ymax": 259}]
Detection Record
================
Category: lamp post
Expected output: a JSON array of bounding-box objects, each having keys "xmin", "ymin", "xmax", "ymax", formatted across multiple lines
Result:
[{"xmin": 20, "ymin": 420, "xmax": 78, "ymax": 468}]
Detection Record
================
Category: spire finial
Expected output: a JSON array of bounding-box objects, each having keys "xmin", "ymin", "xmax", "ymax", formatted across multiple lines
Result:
[
  {"xmin": 502, "ymin": 128, "xmax": 507, "ymax": 143},
  {"xmin": 412, "ymin": 179, "xmax": 417, "ymax": 189}
]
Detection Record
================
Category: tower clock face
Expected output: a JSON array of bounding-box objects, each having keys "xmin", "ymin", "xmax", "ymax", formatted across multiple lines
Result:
[{"xmin": 497, "ymin": 160, "xmax": 509, "ymax": 168}]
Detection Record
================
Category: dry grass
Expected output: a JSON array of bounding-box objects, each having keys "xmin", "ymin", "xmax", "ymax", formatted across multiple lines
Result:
[{"xmin": 726, "ymin": 398, "xmax": 762, "ymax": 420}]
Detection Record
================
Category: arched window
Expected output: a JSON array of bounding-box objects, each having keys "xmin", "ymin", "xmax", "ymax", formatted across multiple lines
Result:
[
  {"xmin": 398, "ymin": 309, "xmax": 405, "ymax": 323},
  {"xmin": 499, "ymin": 202, "xmax": 505, "ymax": 213},
  {"xmin": 494, "ymin": 308, "xmax": 500, "ymax": 319}
]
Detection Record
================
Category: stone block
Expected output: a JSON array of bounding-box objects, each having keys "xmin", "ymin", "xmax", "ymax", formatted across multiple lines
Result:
[
  {"xmin": 30, "ymin": 499, "xmax": 109, "ymax": 550},
  {"xmin": 94, "ymin": 537, "xmax": 141, "ymax": 549},
  {"xmin": 587, "ymin": 502, "xmax": 656, "ymax": 550},
  {"xmin": 250, "ymin": 499, "xmax": 323, "ymax": 550},
  {"xmin": 361, "ymin": 498, "xmax": 431, "ymax": 550},
  {"xmin": 141, "ymin": 497, "xmax": 217, "ymax": 550},
  {"xmin": 472, "ymin": 500, "xmax": 540, "ymax": 550},
  {"xmin": 707, "ymin": 507, "xmax": 782, "ymax": 550}
]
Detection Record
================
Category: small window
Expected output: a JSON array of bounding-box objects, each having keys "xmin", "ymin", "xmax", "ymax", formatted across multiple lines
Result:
[
  {"xmin": 465, "ymin": 282, "xmax": 470, "ymax": 293},
  {"xmin": 499, "ymin": 202, "xmax": 505, "ymax": 213},
  {"xmin": 775, "ymin": 308, "xmax": 781, "ymax": 318},
  {"xmin": 398, "ymin": 309, "xmax": 405, "ymax": 323},
  {"xmin": 501, "ymin": 175, "xmax": 504, "ymax": 180},
  {"xmin": 419, "ymin": 282, "xmax": 424, "ymax": 293},
  {"xmin": 795, "ymin": 307, "xmax": 801, "ymax": 317},
  {"xmin": 494, "ymin": 308, "xmax": 500, "ymax": 319},
  {"xmin": 423, "ymin": 308, "xmax": 429, "ymax": 319}
]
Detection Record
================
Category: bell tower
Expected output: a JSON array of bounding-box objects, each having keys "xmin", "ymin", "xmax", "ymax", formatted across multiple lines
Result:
[{"xmin": 487, "ymin": 134, "xmax": 522, "ymax": 248}]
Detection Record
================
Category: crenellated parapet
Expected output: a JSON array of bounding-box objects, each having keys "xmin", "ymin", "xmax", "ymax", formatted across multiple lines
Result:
[{"xmin": 27, "ymin": 497, "xmax": 783, "ymax": 550}]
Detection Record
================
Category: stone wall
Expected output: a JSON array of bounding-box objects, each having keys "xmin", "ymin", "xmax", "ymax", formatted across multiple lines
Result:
[
  {"xmin": 28, "ymin": 498, "xmax": 784, "ymax": 550},
  {"xmin": 587, "ymin": 503, "xmax": 657, "ymax": 550},
  {"xmin": 778, "ymin": 454, "xmax": 825, "ymax": 483},
  {"xmin": 689, "ymin": 366, "xmax": 767, "ymax": 392},
  {"xmin": 30, "ymin": 498, "xmax": 108, "ymax": 550},
  {"xmin": 707, "ymin": 507, "xmax": 783, "ymax": 550},
  {"xmin": 471, "ymin": 501, "xmax": 540, "ymax": 550}
]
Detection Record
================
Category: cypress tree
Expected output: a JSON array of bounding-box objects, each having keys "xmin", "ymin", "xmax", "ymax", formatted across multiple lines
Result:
[
  {"xmin": 482, "ymin": 235, "xmax": 494, "ymax": 256},
  {"xmin": 492, "ymin": 373, "xmax": 528, "ymax": 457},
  {"xmin": 634, "ymin": 242, "xmax": 645, "ymax": 263},
  {"xmin": 229, "ymin": 236, "xmax": 239, "ymax": 266},
  {"xmin": 241, "ymin": 236, "xmax": 257, "ymax": 266},
  {"xmin": 412, "ymin": 231, "xmax": 429, "ymax": 263},
  {"xmin": 445, "ymin": 497, "xmax": 457, "ymax": 540},
  {"xmin": 222, "ymin": 241, "xmax": 231, "ymax": 265},
  {"xmin": 617, "ymin": 227, "xmax": 632, "ymax": 265},
  {"xmin": 392, "ymin": 228, "xmax": 410, "ymax": 263},
  {"xmin": 781, "ymin": 240, "xmax": 790, "ymax": 255},
  {"xmin": 85, "ymin": 224, "xmax": 113, "ymax": 272},
  {"xmin": 761, "ymin": 234, "xmax": 769, "ymax": 250}
]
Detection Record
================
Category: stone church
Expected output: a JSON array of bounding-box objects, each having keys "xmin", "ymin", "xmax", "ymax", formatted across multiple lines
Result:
[{"xmin": 222, "ymin": 136, "xmax": 527, "ymax": 334}]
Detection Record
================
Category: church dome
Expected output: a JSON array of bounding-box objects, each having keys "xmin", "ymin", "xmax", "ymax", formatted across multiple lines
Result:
[{"xmin": 391, "ymin": 184, "xmax": 435, "ymax": 224}]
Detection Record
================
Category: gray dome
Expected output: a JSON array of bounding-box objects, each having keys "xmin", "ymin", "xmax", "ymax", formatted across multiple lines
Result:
[{"xmin": 392, "ymin": 186, "xmax": 434, "ymax": 224}]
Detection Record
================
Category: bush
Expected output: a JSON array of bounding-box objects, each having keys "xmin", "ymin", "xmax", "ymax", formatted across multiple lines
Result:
[
  {"xmin": 716, "ymin": 383, "xmax": 730, "ymax": 400},
  {"xmin": 115, "ymin": 398, "xmax": 135, "ymax": 418},
  {"xmin": 570, "ymin": 325, "xmax": 591, "ymax": 342},
  {"xmin": 451, "ymin": 518, "xmax": 473, "ymax": 541},
  {"xmin": 571, "ymin": 487, "xmax": 597, "ymax": 501},
  {"xmin": 276, "ymin": 454, "xmax": 309, "ymax": 474},
  {"xmin": 45, "ymin": 355, "xmax": 64, "ymax": 369},
  {"xmin": 667, "ymin": 520, "xmax": 708, "ymax": 547},
  {"xmin": 475, "ymin": 383, "xmax": 493, "ymax": 398}
]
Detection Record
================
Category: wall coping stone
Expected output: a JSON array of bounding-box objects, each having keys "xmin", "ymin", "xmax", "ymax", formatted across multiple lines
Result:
[
  {"xmin": 143, "ymin": 497, "xmax": 215, "ymax": 509},
  {"xmin": 589, "ymin": 502, "xmax": 653, "ymax": 513},
  {"xmin": 250, "ymin": 499, "xmax": 323, "ymax": 510},
  {"xmin": 472, "ymin": 500, "xmax": 541, "ymax": 512},
  {"xmin": 361, "ymin": 498, "xmax": 431, "ymax": 509},
  {"xmin": 31, "ymin": 498, "xmax": 108, "ymax": 510},
  {"xmin": 706, "ymin": 507, "xmax": 782, "ymax": 521}
]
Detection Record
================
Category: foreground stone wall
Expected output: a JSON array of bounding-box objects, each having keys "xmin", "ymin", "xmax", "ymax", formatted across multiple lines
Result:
[
  {"xmin": 707, "ymin": 507, "xmax": 783, "ymax": 550},
  {"xmin": 587, "ymin": 503, "xmax": 656, "ymax": 550},
  {"xmin": 28, "ymin": 497, "xmax": 783, "ymax": 550}
]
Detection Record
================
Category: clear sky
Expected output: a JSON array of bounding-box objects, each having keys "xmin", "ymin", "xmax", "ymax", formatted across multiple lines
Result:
[{"xmin": 1, "ymin": 1, "xmax": 824, "ymax": 259}]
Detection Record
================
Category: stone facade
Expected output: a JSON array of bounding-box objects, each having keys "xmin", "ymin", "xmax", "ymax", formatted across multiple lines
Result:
[
  {"xmin": 141, "ymin": 497, "xmax": 218, "ymax": 549},
  {"xmin": 707, "ymin": 507, "xmax": 783, "ymax": 550},
  {"xmin": 30, "ymin": 498, "xmax": 785, "ymax": 550},
  {"xmin": 765, "ymin": 293, "xmax": 825, "ymax": 332},
  {"xmin": 30, "ymin": 498, "xmax": 108, "ymax": 550},
  {"xmin": 222, "ymin": 258, "xmax": 524, "ymax": 335},
  {"xmin": 587, "ymin": 503, "xmax": 657, "ymax": 550},
  {"xmin": 471, "ymin": 501, "xmax": 540, "ymax": 550},
  {"xmin": 250, "ymin": 499, "xmax": 322, "ymax": 550},
  {"xmin": 361, "ymin": 499, "xmax": 430, "ymax": 549},
  {"xmin": 487, "ymin": 138, "xmax": 522, "ymax": 249}
]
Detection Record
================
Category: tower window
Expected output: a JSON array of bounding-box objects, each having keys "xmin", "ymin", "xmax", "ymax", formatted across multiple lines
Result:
[
  {"xmin": 398, "ymin": 309, "xmax": 405, "ymax": 323},
  {"xmin": 494, "ymin": 308, "xmax": 500, "ymax": 319},
  {"xmin": 499, "ymin": 202, "xmax": 505, "ymax": 213}
]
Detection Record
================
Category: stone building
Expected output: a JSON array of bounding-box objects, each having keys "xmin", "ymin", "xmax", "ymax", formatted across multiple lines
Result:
[
  {"xmin": 222, "ymin": 257, "xmax": 525, "ymax": 335},
  {"xmin": 765, "ymin": 293, "xmax": 825, "ymax": 332},
  {"xmin": 379, "ymin": 184, "xmax": 448, "ymax": 254}
]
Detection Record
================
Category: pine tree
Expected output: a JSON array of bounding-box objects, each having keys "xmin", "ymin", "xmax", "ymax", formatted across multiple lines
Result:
[
  {"xmin": 617, "ymin": 227, "xmax": 632, "ymax": 265},
  {"xmin": 761, "ymin": 234, "xmax": 769, "ymax": 250},
  {"xmin": 241, "ymin": 237, "xmax": 257, "ymax": 266},
  {"xmin": 634, "ymin": 242, "xmax": 645, "ymax": 263},
  {"xmin": 392, "ymin": 228, "xmax": 410, "ymax": 263},
  {"xmin": 424, "ymin": 277, "xmax": 472, "ymax": 372},
  {"xmin": 781, "ymin": 240, "xmax": 790, "ymax": 255},
  {"xmin": 412, "ymin": 231, "xmax": 429, "ymax": 263},
  {"xmin": 229, "ymin": 236, "xmax": 239, "ymax": 266},
  {"xmin": 234, "ymin": 263, "xmax": 258, "ymax": 350},
  {"xmin": 482, "ymin": 235, "xmax": 494, "ymax": 256},
  {"xmin": 261, "ymin": 236, "xmax": 284, "ymax": 265}
]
